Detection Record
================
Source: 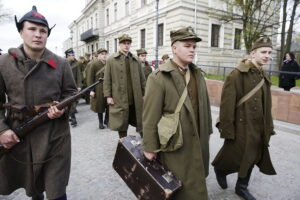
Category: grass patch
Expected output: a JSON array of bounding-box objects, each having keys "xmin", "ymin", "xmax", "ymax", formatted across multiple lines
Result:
[{"xmin": 205, "ymin": 74, "xmax": 300, "ymax": 87}]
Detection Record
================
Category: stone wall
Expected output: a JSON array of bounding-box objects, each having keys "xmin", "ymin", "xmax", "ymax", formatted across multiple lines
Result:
[{"xmin": 206, "ymin": 79, "xmax": 300, "ymax": 125}]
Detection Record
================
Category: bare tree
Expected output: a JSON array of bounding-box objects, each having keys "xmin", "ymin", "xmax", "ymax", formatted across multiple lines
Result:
[
  {"xmin": 0, "ymin": 0, "xmax": 12, "ymax": 24},
  {"xmin": 279, "ymin": 0, "xmax": 289, "ymax": 66},
  {"xmin": 285, "ymin": 0, "xmax": 300, "ymax": 53},
  {"xmin": 221, "ymin": 0, "xmax": 281, "ymax": 53}
]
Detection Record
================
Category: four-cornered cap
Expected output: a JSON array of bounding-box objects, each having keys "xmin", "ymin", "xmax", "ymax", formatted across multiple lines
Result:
[
  {"xmin": 161, "ymin": 54, "xmax": 169, "ymax": 60},
  {"xmin": 118, "ymin": 34, "xmax": 132, "ymax": 43},
  {"xmin": 97, "ymin": 48, "xmax": 108, "ymax": 54},
  {"xmin": 251, "ymin": 36, "xmax": 273, "ymax": 52},
  {"xmin": 136, "ymin": 48, "xmax": 147, "ymax": 55},
  {"xmin": 15, "ymin": 6, "xmax": 55, "ymax": 36},
  {"xmin": 170, "ymin": 26, "xmax": 202, "ymax": 45},
  {"xmin": 65, "ymin": 49, "xmax": 75, "ymax": 56}
]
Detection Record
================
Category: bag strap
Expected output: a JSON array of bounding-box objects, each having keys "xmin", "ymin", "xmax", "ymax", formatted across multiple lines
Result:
[
  {"xmin": 175, "ymin": 69, "xmax": 190, "ymax": 113},
  {"xmin": 236, "ymin": 78, "xmax": 265, "ymax": 108}
]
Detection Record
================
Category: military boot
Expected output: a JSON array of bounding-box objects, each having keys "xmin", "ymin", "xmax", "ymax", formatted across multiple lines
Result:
[
  {"xmin": 235, "ymin": 168, "xmax": 256, "ymax": 200},
  {"xmin": 104, "ymin": 108, "xmax": 109, "ymax": 126},
  {"xmin": 32, "ymin": 193, "xmax": 44, "ymax": 200},
  {"xmin": 118, "ymin": 131, "xmax": 127, "ymax": 138},
  {"xmin": 70, "ymin": 114, "xmax": 77, "ymax": 127},
  {"xmin": 98, "ymin": 113, "xmax": 105, "ymax": 129},
  {"xmin": 214, "ymin": 168, "xmax": 228, "ymax": 189}
]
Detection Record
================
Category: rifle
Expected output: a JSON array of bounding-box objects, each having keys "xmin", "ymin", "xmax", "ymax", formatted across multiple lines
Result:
[{"xmin": 0, "ymin": 78, "xmax": 104, "ymax": 159}]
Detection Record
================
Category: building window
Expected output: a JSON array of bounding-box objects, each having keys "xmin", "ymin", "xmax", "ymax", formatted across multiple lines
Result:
[
  {"xmin": 114, "ymin": 38, "xmax": 118, "ymax": 53},
  {"xmin": 106, "ymin": 8, "xmax": 109, "ymax": 25},
  {"xmin": 140, "ymin": 29, "xmax": 146, "ymax": 48},
  {"xmin": 95, "ymin": 13, "xmax": 98, "ymax": 28},
  {"xmin": 96, "ymin": 43, "xmax": 98, "ymax": 51},
  {"xmin": 91, "ymin": 44, "xmax": 94, "ymax": 53},
  {"xmin": 87, "ymin": 45, "xmax": 90, "ymax": 53},
  {"xmin": 141, "ymin": 0, "xmax": 147, "ymax": 6},
  {"xmin": 211, "ymin": 24, "xmax": 221, "ymax": 47},
  {"xmin": 234, "ymin": 28, "xmax": 242, "ymax": 49},
  {"xmin": 158, "ymin": 23, "xmax": 164, "ymax": 46},
  {"xmin": 91, "ymin": 17, "xmax": 93, "ymax": 28},
  {"xmin": 106, "ymin": 41, "xmax": 109, "ymax": 53},
  {"xmin": 114, "ymin": 3, "xmax": 117, "ymax": 22},
  {"xmin": 125, "ymin": 0, "xmax": 129, "ymax": 16}
]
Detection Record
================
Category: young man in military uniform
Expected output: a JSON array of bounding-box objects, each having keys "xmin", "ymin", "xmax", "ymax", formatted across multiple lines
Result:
[
  {"xmin": 143, "ymin": 27, "xmax": 212, "ymax": 200},
  {"xmin": 161, "ymin": 54, "xmax": 170, "ymax": 63},
  {"xmin": 104, "ymin": 34, "xmax": 146, "ymax": 138},
  {"xmin": 212, "ymin": 37, "xmax": 276, "ymax": 200},
  {"xmin": 137, "ymin": 48, "xmax": 152, "ymax": 80},
  {"xmin": 65, "ymin": 49, "xmax": 82, "ymax": 127},
  {"xmin": 0, "ymin": 6, "xmax": 77, "ymax": 200},
  {"xmin": 86, "ymin": 48, "xmax": 108, "ymax": 129},
  {"xmin": 81, "ymin": 53, "xmax": 91, "ymax": 104}
]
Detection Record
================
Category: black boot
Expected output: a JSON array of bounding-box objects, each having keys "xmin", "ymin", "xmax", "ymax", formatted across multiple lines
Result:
[
  {"xmin": 214, "ymin": 168, "xmax": 228, "ymax": 189},
  {"xmin": 235, "ymin": 168, "xmax": 256, "ymax": 200},
  {"xmin": 70, "ymin": 114, "xmax": 77, "ymax": 127},
  {"xmin": 32, "ymin": 193, "xmax": 44, "ymax": 200},
  {"xmin": 104, "ymin": 107, "xmax": 109, "ymax": 126},
  {"xmin": 98, "ymin": 113, "xmax": 105, "ymax": 129}
]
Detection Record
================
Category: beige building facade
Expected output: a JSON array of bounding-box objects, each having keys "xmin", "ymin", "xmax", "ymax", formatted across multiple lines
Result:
[{"xmin": 63, "ymin": 0, "xmax": 279, "ymax": 69}]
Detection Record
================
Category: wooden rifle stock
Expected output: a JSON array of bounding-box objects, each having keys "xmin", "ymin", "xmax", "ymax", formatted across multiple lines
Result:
[{"xmin": 0, "ymin": 78, "xmax": 103, "ymax": 159}]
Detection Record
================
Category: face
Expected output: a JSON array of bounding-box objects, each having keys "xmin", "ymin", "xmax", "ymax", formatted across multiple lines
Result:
[
  {"xmin": 20, "ymin": 21, "xmax": 48, "ymax": 52},
  {"xmin": 98, "ymin": 51, "xmax": 108, "ymax": 61},
  {"xmin": 66, "ymin": 54, "xmax": 75, "ymax": 61},
  {"xmin": 138, "ymin": 54, "xmax": 147, "ymax": 63},
  {"xmin": 119, "ymin": 41, "xmax": 131, "ymax": 53},
  {"xmin": 251, "ymin": 47, "xmax": 273, "ymax": 66},
  {"xmin": 285, "ymin": 53, "xmax": 291, "ymax": 60},
  {"xmin": 172, "ymin": 40, "xmax": 196, "ymax": 65}
]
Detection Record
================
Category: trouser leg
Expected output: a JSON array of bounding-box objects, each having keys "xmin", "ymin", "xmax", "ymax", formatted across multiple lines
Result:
[
  {"xmin": 98, "ymin": 113, "xmax": 105, "ymax": 129},
  {"xmin": 214, "ymin": 168, "xmax": 230, "ymax": 189},
  {"xmin": 235, "ymin": 168, "xmax": 256, "ymax": 200},
  {"xmin": 32, "ymin": 193, "xmax": 44, "ymax": 200},
  {"xmin": 51, "ymin": 194, "xmax": 67, "ymax": 200},
  {"xmin": 70, "ymin": 113, "xmax": 77, "ymax": 127},
  {"xmin": 104, "ymin": 107, "xmax": 109, "ymax": 125},
  {"xmin": 118, "ymin": 131, "xmax": 127, "ymax": 138}
]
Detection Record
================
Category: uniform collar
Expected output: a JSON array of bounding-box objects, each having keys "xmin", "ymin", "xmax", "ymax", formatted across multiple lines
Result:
[
  {"xmin": 8, "ymin": 45, "xmax": 57, "ymax": 69},
  {"xmin": 113, "ymin": 51, "xmax": 138, "ymax": 61},
  {"xmin": 159, "ymin": 59, "xmax": 198, "ymax": 72}
]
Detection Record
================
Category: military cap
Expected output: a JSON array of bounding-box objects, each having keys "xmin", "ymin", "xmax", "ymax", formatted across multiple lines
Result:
[
  {"xmin": 15, "ymin": 6, "xmax": 55, "ymax": 36},
  {"xmin": 136, "ymin": 48, "xmax": 147, "ymax": 55},
  {"xmin": 170, "ymin": 26, "xmax": 202, "ymax": 45},
  {"xmin": 161, "ymin": 54, "xmax": 169, "ymax": 60},
  {"xmin": 79, "ymin": 56, "xmax": 85, "ymax": 60},
  {"xmin": 251, "ymin": 36, "xmax": 272, "ymax": 52},
  {"xmin": 97, "ymin": 48, "xmax": 108, "ymax": 54},
  {"xmin": 85, "ymin": 53, "xmax": 91, "ymax": 57},
  {"xmin": 65, "ymin": 49, "xmax": 75, "ymax": 56},
  {"xmin": 118, "ymin": 34, "xmax": 132, "ymax": 43}
]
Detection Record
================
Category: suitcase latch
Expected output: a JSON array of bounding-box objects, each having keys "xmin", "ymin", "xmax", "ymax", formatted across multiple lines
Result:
[{"xmin": 162, "ymin": 171, "xmax": 173, "ymax": 183}]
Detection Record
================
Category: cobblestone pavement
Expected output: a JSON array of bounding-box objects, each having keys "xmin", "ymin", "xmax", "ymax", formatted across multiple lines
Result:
[{"xmin": 1, "ymin": 102, "xmax": 300, "ymax": 200}]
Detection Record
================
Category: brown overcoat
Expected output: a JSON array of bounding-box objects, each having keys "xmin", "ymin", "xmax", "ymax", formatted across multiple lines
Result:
[
  {"xmin": 0, "ymin": 46, "xmax": 77, "ymax": 199},
  {"xmin": 69, "ymin": 59, "xmax": 82, "ymax": 88},
  {"xmin": 103, "ymin": 51, "xmax": 146, "ymax": 132},
  {"xmin": 86, "ymin": 60, "xmax": 106, "ymax": 113},
  {"xmin": 142, "ymin": 62, "xmax": 152, "ymax": 80},
  {"xmin": 212, "ymin": 59, "xmax": 276, "ymax": 178},
  {"xmin": 143, "ymin": 60, "xmax": 212, "ymax": 200}
]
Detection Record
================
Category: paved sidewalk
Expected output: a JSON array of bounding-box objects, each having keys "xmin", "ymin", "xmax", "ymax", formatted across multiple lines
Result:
[{"xmin": 1, "ymin": 102, "xmax": 300, "ymax": 200}]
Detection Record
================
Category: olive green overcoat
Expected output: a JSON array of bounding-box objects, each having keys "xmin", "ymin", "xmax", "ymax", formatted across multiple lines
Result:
[
  {"xmin": 142, "ymin": 62, "xmax": 152, "ymax": 80},
  {"xmin": 69, "ymin": 59, "xmax": 82, "ymax": 88},
  {"xmin": 103, "ymin": 51, "xmax": 146, "ymax": 132},
  {"xmin": 212, "ymin": 59, "xmax": 276, "ymax": 178},
  {"xmin": 0, "ymin": 46, "xmax": 77, "ymax": 199},
  {"xmin": 143, "ymin": 60, "xmax": 213, "ymax": 200},
  {"xmin": 86, "ymin": 60, "xmax": 106, "ymax": 113}
]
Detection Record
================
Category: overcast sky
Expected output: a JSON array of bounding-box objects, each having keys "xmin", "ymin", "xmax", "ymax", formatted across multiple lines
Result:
[{"xmin": 0, "ymin": 0, "xmax": 85, "ymax": 56}]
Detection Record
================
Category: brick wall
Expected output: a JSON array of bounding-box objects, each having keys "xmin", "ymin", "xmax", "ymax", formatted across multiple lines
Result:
[{"xmin": 206, "ymin": 79, "xmax": 300, "ymax": 125}]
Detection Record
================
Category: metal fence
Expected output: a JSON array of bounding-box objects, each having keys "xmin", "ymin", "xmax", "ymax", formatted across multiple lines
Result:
[{"xmin": 199, "ymin": 64, "xmax": 300, "ymax": 81}]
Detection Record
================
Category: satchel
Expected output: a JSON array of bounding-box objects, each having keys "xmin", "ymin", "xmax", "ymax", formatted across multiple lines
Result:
[{"xmin": 156, "ymin": 69, "xmax": 190, "ymax": 152}]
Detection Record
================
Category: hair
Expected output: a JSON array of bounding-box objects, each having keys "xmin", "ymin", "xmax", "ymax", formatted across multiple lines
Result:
[{"xmin": 284, "ymin": 52, "xmax": 295, "ymax": 61}]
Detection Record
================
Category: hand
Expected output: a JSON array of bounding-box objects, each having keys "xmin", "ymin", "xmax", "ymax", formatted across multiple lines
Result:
[
  {"xmin": 0, "ymin": 129, "xmax": 20, "ymax": 149},
  {"xmin": 90, "ymin": 91, "xmax": 95, "ymax": 98},
  {"xmin": 47, "ymin": 102, "xmax": 65, "ymax": 119},
  {"xmin": 143, "ymin": 151, "xmax": 157, "ymax": 161},
  {"xmin": 77, "ymin": 88, "xmax": 81, "ymax": 92},
  {"xmin": 107, "ymin": 97, "xmax": 114, "ymax": 105}
]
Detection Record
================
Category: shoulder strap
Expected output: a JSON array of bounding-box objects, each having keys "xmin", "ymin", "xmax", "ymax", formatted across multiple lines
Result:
[
  {"xmin": 175, "ymin": 69, "xmax": 190, "ymax": 113},
  {"xmin": 236, "ymin": 78, "xmax": 265, "ymax": 108},
  {"xmin": 96, "ymin": 67, "xmax": 105, "ymax": 76}
]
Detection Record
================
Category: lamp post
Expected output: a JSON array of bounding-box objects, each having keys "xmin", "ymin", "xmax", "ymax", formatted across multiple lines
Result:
[{"xmin": 155, "ymin": 0, "xmax": 159, "ymax": 68}]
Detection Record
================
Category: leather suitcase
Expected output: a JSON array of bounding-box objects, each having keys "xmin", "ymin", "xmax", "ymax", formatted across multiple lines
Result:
[{"xmin": 113, "ymin": 135, "xmax": 182, "ymax": 200}]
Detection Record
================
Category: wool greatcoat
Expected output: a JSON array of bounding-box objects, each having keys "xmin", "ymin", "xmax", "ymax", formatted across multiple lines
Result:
[
  {"xmin": 86, "ymin": 60, "xmax": 106, "ymax": 113},
  {"xmin": 0, "ymin": 46, "xmax": 77, "ymax": 199},
  {"xmin": 142, "ymin": 62, "xmax": 152, "ymax": 80},
  {"xmin": 212, "ymin": 59, "xmax": 276, "ymax": 178},
  {"xmin": 143, "ymin": 60, "xmax": 213, "ymax": 200},
  {"xmin": 103, "ymin": 51, "xmax": 146, "ymax": 132}
]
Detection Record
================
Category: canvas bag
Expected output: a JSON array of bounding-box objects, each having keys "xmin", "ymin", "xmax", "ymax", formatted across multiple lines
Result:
[{"xmin": 156, "ymin": 69, "xmax": 190, "ymax": 152}]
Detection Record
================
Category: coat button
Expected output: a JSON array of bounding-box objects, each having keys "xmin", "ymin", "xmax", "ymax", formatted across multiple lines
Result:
[
  {"xmin": 239, "ymin": 118, "xmax": 243, "ymax": 122},
  {"xmin": 253, "ymin": 107, "xmax": 257, "ymax": 110},
  {"xmin": 254, "ymin": 97, "xmax": 257, "ymax": 101},
  {"xmin": 253, "ymin": 80, "xmax": 256, "ymax": 83}
]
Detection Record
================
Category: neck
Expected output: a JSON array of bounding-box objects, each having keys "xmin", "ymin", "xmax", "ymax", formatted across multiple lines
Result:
[
  {"xmin": 23, "ymin": 45, "xmax": 44, "ymax": 61},
  {"xmin": 120, "ymin": 50, "xmax": 129, "ymax": 56},
  {"xmin": 251, "ymin": 59, "xmax": 263, "ymax": 69},
  {"xmin": 173, "ymin": 57, "xmax": 189, "ymax": 70}
]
